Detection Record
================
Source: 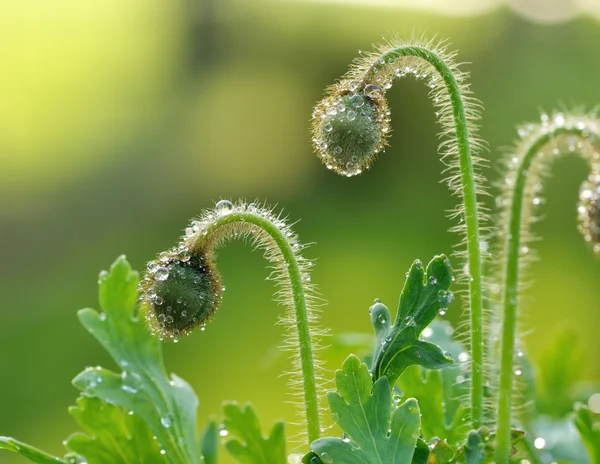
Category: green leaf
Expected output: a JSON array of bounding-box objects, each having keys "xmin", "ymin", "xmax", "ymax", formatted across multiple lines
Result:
[
  {"xmin": 222, "ymin": 402, "xmax": 285, "ymax": 464},
  {"xmin": 371, "ymin": 256, "xmax": 454, "ymax": 386},
  {"xmin": 451, "ymin": 428, "xmax": 524, "ymax": 463},
  {"xmin": 398, "ymin": 320, "xmax": 468, "ymax": 445},
  {"xmin": 574, "ymin": 403, "xmax": 600, "ymax": 464},
  {"xmin": 399, "ymin": 367, "xmax": 467, "ymax": 446},
  {"xmin": 428, "ymin": 439, "xmax": 454, "ymax": 463},
  {"xmin": 464, "ymin": 431, "xmax": 484, "ymax": 464},
  {"xmin": 411, "ymin": 439, "xmax": 429, "ymax": 464},
  {"xmin": 65, "ymin": 395, "xmax": 166, "ymax": 463},
  {"xmin": 310, "ymin": 355, "xmax": 421, "ymax": 464},
  {"xmin": 200, "ymin": 421, "xmax": 219, "ymax": 464},
  {"xmin": 72, "ymin": 256, "xmax": 202, "ymax": 464},
  {"xmin": 0, "ymin": 437, "xmax": 67, "ymax": 464}
]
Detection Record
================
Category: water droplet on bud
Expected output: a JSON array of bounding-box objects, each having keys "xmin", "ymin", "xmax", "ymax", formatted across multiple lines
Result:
[{"xmin": 216, "ymin": 200, "xmax": 234, "ymax": 216}]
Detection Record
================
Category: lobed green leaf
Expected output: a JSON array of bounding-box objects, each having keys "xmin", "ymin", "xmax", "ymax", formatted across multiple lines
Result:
[
  {"xmin": 371, "ymin": 255, "xmax": 454, "ymax": 386},
  {"xmin": 72, "ymin": 256, "xmax": 201, "ymax": 464},
  {"xmin": 309, "ymin": 355, "xmax": 421, "ymax": 464},
  {"xmin": 0, "ymin": 437, "xmax": 67, "ymax": 464},
  {"xmin": 222, "ymin": 402, "xmax": 285, "ymax": 464},
  {"xmin": 397, "ymin": 321, "xmax": 469, "ymax": 446},
  {"xmin": 65, "ymin": 395, "xmax": 166, "ymax": 463}
]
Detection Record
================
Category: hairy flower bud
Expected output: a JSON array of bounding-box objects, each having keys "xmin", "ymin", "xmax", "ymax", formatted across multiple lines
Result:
[
  {"xmin": 311, "ymin": 81, "xmax": 390, "ymax": 177},
  {"xmin": 140, "ymin": 250, "xmax": 222, "ymax": 340}
]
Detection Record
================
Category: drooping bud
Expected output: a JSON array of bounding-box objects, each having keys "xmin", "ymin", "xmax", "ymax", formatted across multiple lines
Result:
[
  {"xmin": 140, "ymin": 250, "xmax": 222, "ymax": 340},
  {"xmin": 577, "ymin": 172, "xmax": 600, "ymax": 254},
  {"xmin": 311, "ymin": 80, "xmax": 390, "ymax": 177}
]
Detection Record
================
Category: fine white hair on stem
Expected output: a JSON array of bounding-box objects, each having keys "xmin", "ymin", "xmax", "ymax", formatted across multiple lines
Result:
[
  {"xmin": 139, "ymin": 199, "xmax": 327, "ymax": 446},
  {"xmin": 312, "ymin": 33, "xmax": 490, "ymax": 426},
  {"xmin": 490, "ymin": 110, "xmax": 600, "ymax": 459}
]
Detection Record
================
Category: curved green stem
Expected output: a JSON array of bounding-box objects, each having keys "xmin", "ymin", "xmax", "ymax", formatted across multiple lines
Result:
[
  {"xmin": 495, "ymin": 121, "xmax": 599, "ymax": 462},
  {"xmin": 364, "ymin": 46, "xmax": 485, "ymax": 428},
  {"xmin": 210, "ymin": 210, "xmax": 321, "ymax": 443},
  {"xmin": 142, "ymin": 202, "xmax": 322, "ymax": 446}
]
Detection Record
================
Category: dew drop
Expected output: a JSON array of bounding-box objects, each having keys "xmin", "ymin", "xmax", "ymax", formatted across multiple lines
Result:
[
  {"xmin": 588, "ymin": 393, "xmax": 600, "ymax": 413},
  {"xmin": 122, "ymin": 385, "xmax": 138, "ymax": 394},
  {"xmin": 155, "ymin": 267, "xmax": 169, "ymax": 281},
  {"xmin": 534, "ymin": 437, "xmax": 545, "ymax": 449},
  {"xmin": 554, "ymin": 113, "xmax": 565, "ymax": 127},
  {"xmin": 216, "ymin": 200, "xmax": 234, "ymax": 216},
  {"xmin": 320, "ymin": 453, "xmax": 334, "ymax": 464},
  {"xmin": 161, "ymin": 415, "xmax": 172, "ymax": 428},
  {"xmin": 346, "ymin": 110, "xmax": 357, "ymax": 121},
  {"xmin": 364, "ymin": 83, "xmax": 382, "ymax": 98},
  {"xmin": 348, "ymin": 95, "xmax": 363, "ymax": 109}
]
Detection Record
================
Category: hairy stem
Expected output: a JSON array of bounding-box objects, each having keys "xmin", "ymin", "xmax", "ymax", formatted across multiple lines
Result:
[
  {"xmin": 364, "ymin": 45, "xmax": 485, "ymax": 428},
  {"xmin": 141, "ymin": 201, "xmax": 322, "ymax": 446},
  {"xmin": 495, "ymin": 115, "xmax": 600, "ymax": 461},
  {"xmin": 209, "ymin": 210, "xmax": 321, "ymax": 443}
]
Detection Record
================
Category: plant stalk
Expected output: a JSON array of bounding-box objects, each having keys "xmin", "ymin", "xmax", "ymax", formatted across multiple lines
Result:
[
  {"xmin": 495, "ymin": 126, "xmax": 592, "ymax": 461},
  {"xmin": 213, "ymin": 211, "xmax": 321, "ymax": 444},
  {"xmin": 364, "ymin": 46, "xmax": 485, "ymax": 428}
]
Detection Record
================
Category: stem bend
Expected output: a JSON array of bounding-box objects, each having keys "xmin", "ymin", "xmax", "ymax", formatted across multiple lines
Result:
[
  {"xmin": 139, "ymin": 200, "xmax": 324, "ymax": 445},
  {"xmin": 494, "ymin": 111, "xmax": 600, "ymax": 462},
  {"xmin": 311, "ymin": 37, "xmax": 487, "ymax": 428}
]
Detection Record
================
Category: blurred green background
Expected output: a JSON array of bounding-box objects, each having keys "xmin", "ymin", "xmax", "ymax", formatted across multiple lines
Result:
[{"xmin": 2, "ymin": 0, "xmax": 600, "ymax": 462}]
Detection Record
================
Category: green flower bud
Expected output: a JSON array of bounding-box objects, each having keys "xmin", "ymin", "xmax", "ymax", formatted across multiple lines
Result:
[
  {"xmin": 140, "ymin": 248, "xmax": 222, "ymax": 341},
  {"xmin": 311, "ymin": 80, "xmax": 390, "ymax": 177}
]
